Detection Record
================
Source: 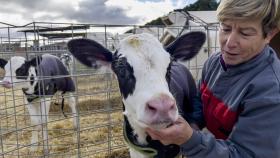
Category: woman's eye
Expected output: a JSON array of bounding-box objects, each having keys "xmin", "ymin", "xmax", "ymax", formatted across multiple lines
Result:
[
  {"xmin": 16, "ymin": 68, "xmax": 23, "ymax": 75},
  {"xmin": 16, "ymin": 67, "xmax": 26, "ymax": 77},
  {"xmin": 221, "ymin": 28, "xmax": 231, "ymax": 32},
  {"xmin": 220, "ymin": 24, "xmax": 231, "ymax": 32},
  {"xmin": 119, "ymin": 68, "xmax": 126, "ymax": 77},
  {"xmin": 16, "ymin": 67, "xmax": 28, "ymax": 76},
  {"xmin": 240, "ymin": 31, "xmax": 252, "ymax": 36}
]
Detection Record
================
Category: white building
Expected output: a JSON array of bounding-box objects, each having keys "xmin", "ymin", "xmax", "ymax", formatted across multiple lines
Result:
[{"xmin": 160, "ymin": 10, "xmax": 220, "ymax": 80}]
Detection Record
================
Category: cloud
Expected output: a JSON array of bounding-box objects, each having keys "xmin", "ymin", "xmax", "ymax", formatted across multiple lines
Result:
[
  {"xmin": 106, "ymin": 0, "xmax": 175, "ymax": 24},
  {"xmin": 0, "ymin": 0, "xmax": 76, "ymax": 24},
  {"xmin": 65, "ymin": 0, "xmax": 139, "ymax": 24},
  {"xmin": 0, "ymin": 0, "xmax": 186, "ymax": 26}
]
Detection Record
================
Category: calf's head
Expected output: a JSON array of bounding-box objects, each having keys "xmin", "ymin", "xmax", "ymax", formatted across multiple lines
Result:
[
  {"xmin": 68, "ymin": 32, "xmax": 205, "ymax": 130},
  {"xmin": 0, "ymin": 56, "xmax": 41, "ymax": 91},
  {"xmin": 60, "ymin": 53, "xmax": 73, "ymax": 67}
]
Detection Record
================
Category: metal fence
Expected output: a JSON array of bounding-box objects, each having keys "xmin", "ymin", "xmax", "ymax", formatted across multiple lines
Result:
[{"xmin": 0, "ymin": 21, "xmax": 219, "ymax": 158}]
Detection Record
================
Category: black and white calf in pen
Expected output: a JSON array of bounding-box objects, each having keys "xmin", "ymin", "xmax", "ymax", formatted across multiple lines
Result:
[
  {"xmin": 68, "ymin": 32, "xmax": 205, "ymax": 158},
  {"xmin": 0, "ymin": 54, "xmax": 77, "ymax": 152}
]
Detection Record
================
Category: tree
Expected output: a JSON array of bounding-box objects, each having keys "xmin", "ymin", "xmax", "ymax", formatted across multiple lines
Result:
[
  {"xmin": 183, "ymin": 0, "xmax": 219, "ymax": 11},
  {"xmin": 145, "ymin": 17, "xmax": 164, "ymax": 26}
]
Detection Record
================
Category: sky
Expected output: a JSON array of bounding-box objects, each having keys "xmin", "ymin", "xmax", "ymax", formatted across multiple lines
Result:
[{"xmin": 0, "ymin": 0, "xmax": 198, "ymax": 26}]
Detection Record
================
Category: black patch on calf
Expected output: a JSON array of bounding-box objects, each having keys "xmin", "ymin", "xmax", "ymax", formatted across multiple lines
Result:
[
  {"xmin": 0, "ymin": 58, "xmax": 7, "ymax": 68},
  {"xmin": 30, "ymin": 74, "xmax": 34, "ymax": 85},
  {"xmin": 67, "ymin": 38, "xmax": 113, "ymax": 67},
  {"xmin": 17, "ymin": 56, "xmax": 42, "ymax": 80},
  {"xmin": 15, "ymin": 64, "xmax": 29, "ymax": 80},
  {"xmin": 111, "ymin": 51, "xmax": 136, "ymax": 99},
  {"xmin": 166, "ymin": 57, "xmax": 175, "ymax": 89},
  {"xmin": 165, "ymin": 31, "xmax": 206, "ymax": 61},
  {"xmin": 23, "ymin": 81, "xmax": 39, "ymax": 102},
  {"xmin": 29, "ymin": 56, "xmax": 42, "ymax": 67}
]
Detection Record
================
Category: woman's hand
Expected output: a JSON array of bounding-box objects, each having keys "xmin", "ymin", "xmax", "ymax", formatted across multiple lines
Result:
[{"xmin": 146, "ymin": 116, "xmax": 194, "ymax": 145}]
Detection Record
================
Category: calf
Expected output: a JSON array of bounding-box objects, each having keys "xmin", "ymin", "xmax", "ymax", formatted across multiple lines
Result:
[
  {"xmin": 67, "ymin": 32, "xmax": 205, "ymax": 158},
  {"xmin": 0, "ymin": 54, "xmax": 77, "ymax": 153}
]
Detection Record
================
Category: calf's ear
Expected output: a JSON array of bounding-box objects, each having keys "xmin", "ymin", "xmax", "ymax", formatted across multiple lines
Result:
[
  {"xmin": 165, "ymin": 31, "xmax": 206, "ymax": 61},
  {"xmin": 28, "ymin": 56, "xmax": 42, "ymax": 67},
  {"xmin": 0, "ymin": 58, "xmax": 7, "ymax": 68},
  {"xmin": 67, "ymin": 38, "xmax": 113, "ymax": 68}
]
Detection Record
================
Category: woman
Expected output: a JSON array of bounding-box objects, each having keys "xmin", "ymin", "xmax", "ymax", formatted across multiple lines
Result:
[{"xmin": 146, "ymin": 0, "xmax": 280, "ymax": 157}]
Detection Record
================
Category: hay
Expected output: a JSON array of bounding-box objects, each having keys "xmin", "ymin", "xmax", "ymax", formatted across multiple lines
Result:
[
  {"xmin": 104, "ymin": 148, "xmax": 130, "ymax": 158},
  {"xmin": 0, "ymin": 95, "xmax": 129, "ymax": 157},
  {"xmin": 50, "ymin": 95, "xmax": 122, "ymax": 113},
  {"xmin": 0, "ymin": 73, "xmax": 131, "ymax": 157}
]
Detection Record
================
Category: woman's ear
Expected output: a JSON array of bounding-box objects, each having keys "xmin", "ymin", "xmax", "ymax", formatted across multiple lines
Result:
[{"xmin": 266, "ymin": 28, "xmax": 280, "ymax": 43}]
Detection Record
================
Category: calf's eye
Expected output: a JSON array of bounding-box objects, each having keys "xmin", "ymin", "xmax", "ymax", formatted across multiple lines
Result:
[
  {"xmin": 15, "ymin": 66, "xmax": 28, "ymax": 80},
  {"xmin": 111, "ymin": 57, "xmax": 136, "ymax": 98}
]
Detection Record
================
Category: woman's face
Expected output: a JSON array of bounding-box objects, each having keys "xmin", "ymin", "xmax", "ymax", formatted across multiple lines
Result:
[{"xmin": 219, "ymin": 19, "xmax": 275, "ymax": 65}]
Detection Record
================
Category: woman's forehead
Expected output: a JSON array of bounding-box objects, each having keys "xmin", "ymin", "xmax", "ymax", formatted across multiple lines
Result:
[{"xmin": 221, "ymin": 19, "xmax": 263, "ymax": 30}]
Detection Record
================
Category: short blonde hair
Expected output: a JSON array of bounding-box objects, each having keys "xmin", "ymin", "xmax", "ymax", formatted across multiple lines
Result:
[{"xmin": 217, "ymin": 0, "xmax": 280, "ymax": 36}]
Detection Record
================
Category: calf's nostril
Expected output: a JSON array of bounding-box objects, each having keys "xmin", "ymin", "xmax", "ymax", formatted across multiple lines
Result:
[{"xmin": 147, "ymin": 104, "xmax": 157, "ymax": 112}]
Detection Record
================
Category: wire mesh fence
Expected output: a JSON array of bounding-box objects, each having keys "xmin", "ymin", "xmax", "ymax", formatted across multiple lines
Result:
[{"xmin": 0, "ymin": 19, "xmax": 219, "ymax": 158}]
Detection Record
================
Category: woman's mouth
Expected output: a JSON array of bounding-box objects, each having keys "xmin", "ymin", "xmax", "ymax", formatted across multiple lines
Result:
[{"xmin": 223, "ymin": 50, "xmax": 238, "ymax": 56}]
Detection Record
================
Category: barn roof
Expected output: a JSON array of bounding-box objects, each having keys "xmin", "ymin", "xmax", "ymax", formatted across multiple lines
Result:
[
  {"xmin": 188, "ymin": 11, "xmax": 218, "ymax": 24},
  {"xmin": 18, "ymin": 25, "xmax": 90, "ymax": 33},
  {"xmin": 38, "ymin": 32, "xmax": 86, "ymax": 39}
]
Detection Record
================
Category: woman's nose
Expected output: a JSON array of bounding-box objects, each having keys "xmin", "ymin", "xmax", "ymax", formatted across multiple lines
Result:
[{"xmin": 225, "ymin": 33, "xmax": 238, "ymax": 49}]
